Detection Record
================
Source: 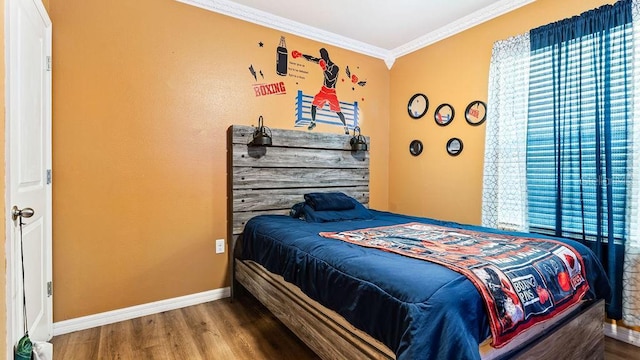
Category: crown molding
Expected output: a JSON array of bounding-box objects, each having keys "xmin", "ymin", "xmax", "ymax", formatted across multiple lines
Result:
[
  {"xmin": 176, "ymin": 0, "xmax": 389, "ymax": 61},
  {"xmin": 176, "ymin": 0, "xmax": 535, "ymax": 69},
  {"xmin": 391, "ymin": 0, "xmax": 535, "ymax": 59}
]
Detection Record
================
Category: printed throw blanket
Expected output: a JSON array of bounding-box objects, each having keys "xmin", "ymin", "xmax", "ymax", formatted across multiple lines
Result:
[{"xmin": 319, "ymin": 222, "xmax": 590, "ymax": 348}]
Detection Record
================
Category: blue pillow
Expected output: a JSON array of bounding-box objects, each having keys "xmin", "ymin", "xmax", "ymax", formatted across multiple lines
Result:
[
  {"xmin": 304, "ymin": 192, "xmax": 356, "ymax": 211},
  {"xmin": 295, "ymin": 200, "xmax": 374, "ymax": 223}
]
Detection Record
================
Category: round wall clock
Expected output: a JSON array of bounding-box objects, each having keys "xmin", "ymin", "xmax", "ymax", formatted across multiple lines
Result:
[
  {"xmin": 465, "ymin": 100, "xmax": 487, "ymax": 126},
  {"xmin": 407, "ymin": 93, "xmax": 429, "ymax": 119},
  {"xmin": 409, "ymin": 140, "xmax": 423, "ymax": 156},
  {"xmin": 434, "ymin": 103, "xmax": 454, "ymax": 126},
  {"xmin": 446, "ymin": 138, "xmax": 463, "ymax": 156}
]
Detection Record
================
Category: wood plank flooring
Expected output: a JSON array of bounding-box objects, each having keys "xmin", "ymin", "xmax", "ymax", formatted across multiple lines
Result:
[
  {"xmin": 52, "ymin": 288, "xmax": 319, "ymax": 360},
  {"xmin": 52, "ymin": 289, "xmax": 640, "ymax": 359},
  {"xmin": 606, "ymin": 336, "xmax": 640, "ymax": 360}
]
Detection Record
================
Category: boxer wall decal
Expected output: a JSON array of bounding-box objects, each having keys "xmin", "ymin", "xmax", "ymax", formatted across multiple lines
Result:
[{"xmin": 292, "ymin": 48, "xmax": 349, "ymax": 134}]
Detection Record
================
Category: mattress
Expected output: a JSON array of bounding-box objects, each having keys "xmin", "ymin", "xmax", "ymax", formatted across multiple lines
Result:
[{"xmin": 239, "ymin": 210, "xmax": 610, "ymax": 360}]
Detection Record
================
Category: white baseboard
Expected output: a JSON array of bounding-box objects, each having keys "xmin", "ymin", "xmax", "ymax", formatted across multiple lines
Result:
[
  {"xmin": 605, "ymin": 322, "xmax": 640, "ymax": 347},
  {"xmin": 52, "ymin": 290, "xmax": 640, "ymax": 348},
  {"xmin": 52, "ymin": 287, "xmax": 230, "ymax": 336}
]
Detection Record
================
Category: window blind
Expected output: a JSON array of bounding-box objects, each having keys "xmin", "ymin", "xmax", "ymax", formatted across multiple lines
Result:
[{"xmin": 526, "ymin": 23, "xmax": 632, "ymax": 242}]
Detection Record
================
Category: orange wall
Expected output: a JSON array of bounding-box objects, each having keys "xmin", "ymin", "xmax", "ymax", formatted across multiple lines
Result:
[
  {"xmin": 49, "ymin": 0, "xmax": 389, "ymax": 321},
  {"xmin": 1, "ymin": 0, "xmax": 6, "ymax": 354},
  {"xmin": 388, "ymin": 0, "xmax": 617, "ymax": 225}
]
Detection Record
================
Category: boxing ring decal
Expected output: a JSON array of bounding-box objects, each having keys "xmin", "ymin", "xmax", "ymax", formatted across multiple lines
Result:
[{"xmin": 294, "ymin": 90, "xmax": 359, "ymax": 130}]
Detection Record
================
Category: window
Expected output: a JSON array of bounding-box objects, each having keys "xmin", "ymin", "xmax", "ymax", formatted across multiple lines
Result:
[
  {"xmin": 483, "ymin": 0, "xmax": 636, "ymax": 321},
  {"xmin": 526, "ymin": 11, "xmax": 632, "ymax": 244}
]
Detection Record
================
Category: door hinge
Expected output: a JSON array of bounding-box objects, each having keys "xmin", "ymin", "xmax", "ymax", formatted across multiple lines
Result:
[
  {"xmin": 46, "ymin": 169, "xmax": 52, "ymax": 185},
  {"xmin": 47, "ymin": 281, "xmax": 52, "ymax": 297},
  {"xmin": 46, "ymin": 56, "xmax": 52, "ymax": 71}
]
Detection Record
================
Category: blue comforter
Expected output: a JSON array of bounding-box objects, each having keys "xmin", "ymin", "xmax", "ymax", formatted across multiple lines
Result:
[{"xmin": 239, "ymin": 210, "xmax": 610, "ymax": 360}]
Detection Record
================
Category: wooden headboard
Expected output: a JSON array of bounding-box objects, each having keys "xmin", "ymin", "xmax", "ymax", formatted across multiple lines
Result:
[{"xmin": 227, "ymin": 124, "xmax": 370, "ymax": 240}]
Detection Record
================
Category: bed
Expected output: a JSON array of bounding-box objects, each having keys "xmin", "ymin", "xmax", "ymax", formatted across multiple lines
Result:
[{"xmin": 227, "ymin": 125, "xmax": 609, "ymax": 360}]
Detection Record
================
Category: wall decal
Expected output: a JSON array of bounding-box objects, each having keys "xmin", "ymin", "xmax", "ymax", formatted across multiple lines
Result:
[
  {"xmin": 295, "ymin": 90, "xmax": 359, "ymax": 130},
  {"xmin": 248, "ymin": 64, "xmax": 257, "ymax": 81},
  {"xmin": 249, "ymin": 65, "xmax": 264, "ymax": 81},
  {"xmin": 247, "ymin": 39, "xmax": 281, "ymax": 96},
  {"xmin": 345, "ymin": 66, "xmax": 367, "ymax": 89},
  {"xmin": 276, "ymin": 36, "xmax": 288, "ymax": 76},
  {"xmin": 253, "ymin": 82, "xmax": 287, "ymax": 97},
  {"xmin": 249, "ymin": 35, "xmax": 368, "ymax": 128},
  {"xmin": 292, "ymin": 48, "xmax": 350, "ymax": 134},
  {"xmin": 287, "ymin": 60, "xmax": 308, "ymax": 80}
]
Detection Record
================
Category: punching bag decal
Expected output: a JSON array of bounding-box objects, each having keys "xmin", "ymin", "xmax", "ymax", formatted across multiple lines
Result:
[{"xmin": 276, "ymin": 36, "xmax": 288, "ymax": 76}]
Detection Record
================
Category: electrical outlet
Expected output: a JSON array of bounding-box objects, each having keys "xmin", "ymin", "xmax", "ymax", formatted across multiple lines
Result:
[{"xmin": 215, "ymin": 239, "xmax": 225, "ymax": 254}]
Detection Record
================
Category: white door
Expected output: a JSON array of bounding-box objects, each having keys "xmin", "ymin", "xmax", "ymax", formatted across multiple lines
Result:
[{"xmin": 6, "ymin": 0, "xmax": 53, "ymax": 351}]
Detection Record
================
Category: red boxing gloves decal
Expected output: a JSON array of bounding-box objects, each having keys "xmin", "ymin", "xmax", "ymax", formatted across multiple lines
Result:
[{"xmin": 291, "ymin": 49, "xmax": 324, "ymax": 65}]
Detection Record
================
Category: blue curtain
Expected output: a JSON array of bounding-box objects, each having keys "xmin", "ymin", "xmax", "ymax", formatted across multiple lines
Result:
[{"xmin": 527, "ymin": 0, "xmax": 632, "ymax": 319}]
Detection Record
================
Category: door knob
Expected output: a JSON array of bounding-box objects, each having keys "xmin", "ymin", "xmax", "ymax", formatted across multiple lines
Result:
[{"xmin": 11, "ymin": 206, "xmax": 34, "ymax": 221}]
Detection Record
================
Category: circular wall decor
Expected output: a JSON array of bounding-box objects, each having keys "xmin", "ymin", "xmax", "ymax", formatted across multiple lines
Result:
[
  {"xmin": 434, "ymin": 103, "xmax": 454, "ymax": 126},
  {"xmin": 465, "ymin": 100, "xmax": 487, "ymax": 126},
  {"xmin": 407, "ymin": 93, "xmax": 429, "ymax": 119},
  {"xmin": 409, "ymin": 140, "xmax": 423, "ymax": 156},
  {"xmin": 446, "ymin": 138, "xmax": 463, "ymax": 156}
]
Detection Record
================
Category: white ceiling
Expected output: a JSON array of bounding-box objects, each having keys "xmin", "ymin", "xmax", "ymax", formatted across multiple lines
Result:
[{"xmin": 177, "ymin": 0, "xmax": 535, "ymax": 68}]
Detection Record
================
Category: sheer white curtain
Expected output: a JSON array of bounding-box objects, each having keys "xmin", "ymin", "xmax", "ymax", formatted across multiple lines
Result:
[
  {"xmin": 624, "ymin": 0, "xmax": 640, "ymax": 327},
  {"xmin": 481, "ymin": 33, "xmax": 530, "ymax": 232},
  {"xmin": 483, "ymin": 5, "xmax": 640, "ymax": 324}
]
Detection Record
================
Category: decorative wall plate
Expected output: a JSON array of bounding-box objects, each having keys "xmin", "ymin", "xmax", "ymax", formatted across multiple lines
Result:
[
  {"xmin": 446, "ymin": 138, "xmax": 463, "ymax": 156},
  {"xmin": 465, "ymin": 100, "xmax": 487, "ymax": 126},
  {"xmin": 409, "ymin": 140, "xmax": 423, "ymax": 156},
  {"xmin": 408, "ymin": 93, "xmax": 429, "ymax": 119},
  {"xmin": 434, "ymin": 103, "xmax": 454, "ymax": 126}
]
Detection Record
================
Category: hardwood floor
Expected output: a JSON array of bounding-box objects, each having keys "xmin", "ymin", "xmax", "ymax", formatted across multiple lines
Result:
[
  {"xmin": 52, "ymin": 289, "xmax": 640, "ymax": 359},
  {"xmin": 52, "ymin": 288, "xmax": 319, "ymax": 360},
  {"xmin": 605, "ymin": 337, "xmax": 640, "ymax": 360}
]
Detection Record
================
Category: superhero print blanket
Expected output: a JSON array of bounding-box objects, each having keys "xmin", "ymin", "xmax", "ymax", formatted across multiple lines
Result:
[{"xmin": 319, "ymin": 222, "xmax": 590, "ymax": 347}]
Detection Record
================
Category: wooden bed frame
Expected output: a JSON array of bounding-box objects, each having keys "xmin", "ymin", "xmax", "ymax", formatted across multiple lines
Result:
[{"xmin": 227, "ymin": 124, "xmax": 604, "ymax": 359}]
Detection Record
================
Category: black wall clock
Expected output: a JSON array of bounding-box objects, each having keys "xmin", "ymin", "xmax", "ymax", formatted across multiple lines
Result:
[
  {"xmin": 408, "ymin": 93, "xmax": 429, "ymax": 119},
  {"xmin": 434, "ymin": 103, "xmax": 454, "ymax": 126},
  {"xmin": 465, "ymin": 101, "xmax": 487, "ymax": 126}
]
